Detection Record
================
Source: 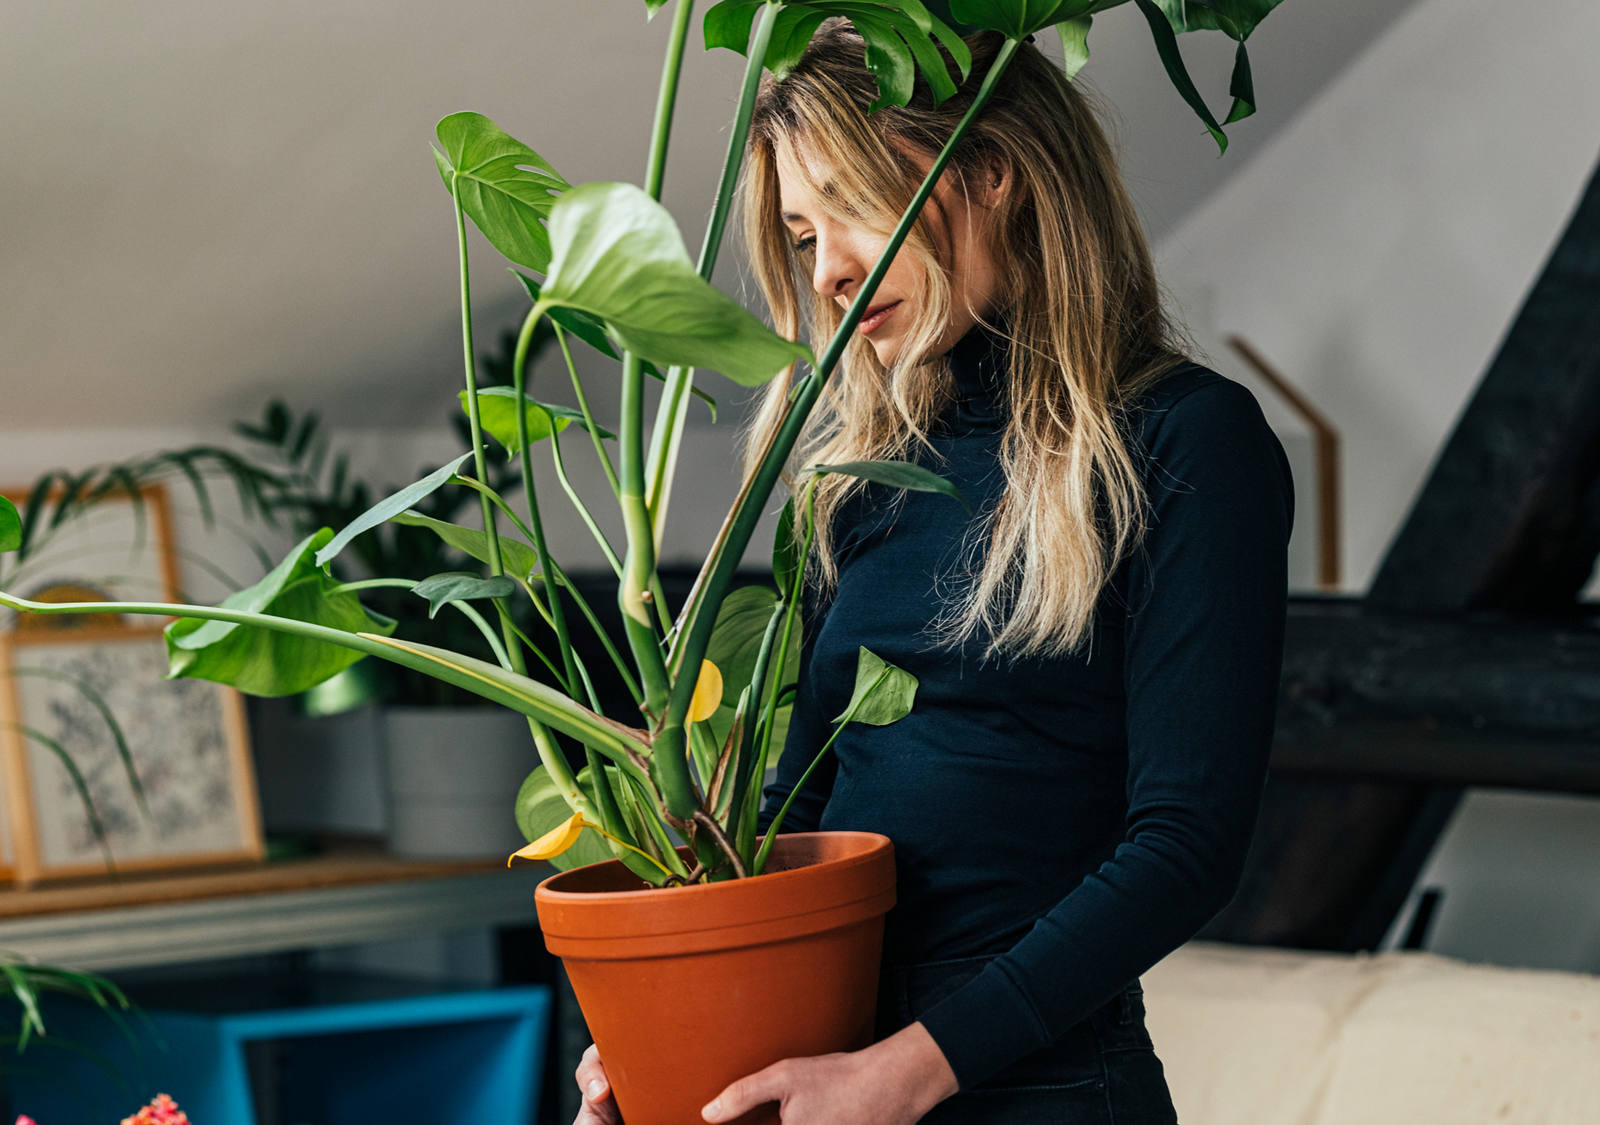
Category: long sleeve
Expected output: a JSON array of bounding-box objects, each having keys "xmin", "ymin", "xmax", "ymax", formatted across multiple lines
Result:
[
  {"xmin": 914, "ymin": 378, "xmax": 1295, "ymax": 1089},
  {"xmin": 757, "ymin": 577, "xmax": 839, "ymax": 836}
]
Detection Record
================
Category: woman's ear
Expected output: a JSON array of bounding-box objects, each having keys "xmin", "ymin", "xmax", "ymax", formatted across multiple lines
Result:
[{"xmin": 981, "ymin": 156, "xmax": 1012, "ymax": 208}]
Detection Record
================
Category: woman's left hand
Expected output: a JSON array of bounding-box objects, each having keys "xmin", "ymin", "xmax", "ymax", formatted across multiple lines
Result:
[{"xmin": 700, "ymin": 1021, "xmax": 959, "ymax": 1125}]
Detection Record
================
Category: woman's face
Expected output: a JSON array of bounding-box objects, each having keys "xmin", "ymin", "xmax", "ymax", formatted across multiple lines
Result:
[{"xmin": 776, "ymin": 139, "xmax": 1005, "ymax": 369}]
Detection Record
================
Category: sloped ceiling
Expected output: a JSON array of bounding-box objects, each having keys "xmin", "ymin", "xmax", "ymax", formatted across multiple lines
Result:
[{"xmin": 2, "ymin": 0, "xmax": 1420, "ymax": 427}]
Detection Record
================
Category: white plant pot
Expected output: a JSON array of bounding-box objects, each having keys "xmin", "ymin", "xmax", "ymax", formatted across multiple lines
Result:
[{"xmin": 381, "ymin": 705, "xmax": 539, "ymax": 859}]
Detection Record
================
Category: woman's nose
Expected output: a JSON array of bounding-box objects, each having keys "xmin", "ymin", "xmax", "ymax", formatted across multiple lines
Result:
[{"xmin": 811, "ymin": 234, "xmax": 862, "ymax": 301}]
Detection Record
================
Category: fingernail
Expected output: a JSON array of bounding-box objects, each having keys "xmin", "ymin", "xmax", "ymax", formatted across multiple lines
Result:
[
  {"xmin": 702, "ymin": 1098, "xmax": 722, "ymax": 1120},
  {"xmin": 588, "ymin": 1079, "xmax": 607, "ymax": 1099}
]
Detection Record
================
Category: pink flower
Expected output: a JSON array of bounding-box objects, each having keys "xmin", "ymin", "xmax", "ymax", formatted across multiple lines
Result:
[
  {"xmin": 120, "ymin": 1094, "xmax": 190, "ymax": 1125},
  {"xmin": 15, "ymin": 1116, "xmax": 40, "ymax": 1125}
]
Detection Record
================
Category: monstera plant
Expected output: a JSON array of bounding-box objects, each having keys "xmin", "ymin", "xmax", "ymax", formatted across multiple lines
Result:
[{"xmin": 1, "ymin": 0, "xmax": 1284, "ymax": 888}]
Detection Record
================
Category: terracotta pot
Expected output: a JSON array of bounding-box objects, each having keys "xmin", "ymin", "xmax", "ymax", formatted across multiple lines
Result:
[{"xmin": 535, "ymin": 831, "xmax": 896, "ymax": 1125}]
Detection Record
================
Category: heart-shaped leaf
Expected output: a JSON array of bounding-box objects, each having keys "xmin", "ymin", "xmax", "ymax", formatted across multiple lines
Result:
[
  {"xmin": 390, "ymin": 509, "xmax": 540, "ymax": 584},
  {"xmin": 165, "ymin": 530, "xmax": 397, "ymax": 697},
  {"xmin": 834, "ymin": 646, "xmax": 918, "ymax": 726},
  {"xmin": 514, "ymin": 765, "xmax": 626, "ymax": 871},
  {"xmin": 412, "ymin": 572, "xmax": 517, "ymax": 619},
  {"xmin": 461, "ymin": 387, "xmax": 615, "ymax": 459},
  {"xmin": 314, "ymin": 453, "xmax": 472, "ymax": 569},
  {"xmin": 811, "ymin": 458, "xmax": 969, "ymax": 511},
  {"xmin": 0, "ymin": 497, "xmax": 19, "ymax": 553},
  {"xmin": 512, "ymin": 270, "xmax": 719, "ymax": 421},
  {"xmin": 536, "ymin": 181, "xmax": 813, "ymax": 387},
  {"xmin": 434, "ymin": 112, "xmax": 569, "ymax": 272}
]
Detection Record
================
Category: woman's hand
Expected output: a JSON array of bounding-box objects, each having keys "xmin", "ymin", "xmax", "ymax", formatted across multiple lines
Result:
[
  {"xmin": 700, "ymin": 1021, "xmax": 959, "ymax": 1125},
  {"xmin": 573, "ymin": 1042, "xmax": 622, "ymax": 1125}
]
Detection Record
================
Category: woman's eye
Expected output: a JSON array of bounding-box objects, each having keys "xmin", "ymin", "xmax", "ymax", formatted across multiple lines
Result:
[{"xmin": 792, "ymin": 235, "xmax": 816, "ymax": 256}]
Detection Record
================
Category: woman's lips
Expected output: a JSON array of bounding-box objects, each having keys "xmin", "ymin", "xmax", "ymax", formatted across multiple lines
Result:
[{"xmin": 859, "ymin": 301, "xmax": 901, "ymax": 335}]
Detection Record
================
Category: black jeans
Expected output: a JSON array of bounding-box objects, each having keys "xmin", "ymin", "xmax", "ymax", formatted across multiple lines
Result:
[{"xmin": 875, "ymin": 954, "xmax": 1181, "ymax": 1125}]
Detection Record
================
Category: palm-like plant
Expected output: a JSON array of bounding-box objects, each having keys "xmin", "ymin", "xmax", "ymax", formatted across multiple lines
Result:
[{"xmin": 1, "ymin": 0, "xmax": 1285, "ymax": 886}]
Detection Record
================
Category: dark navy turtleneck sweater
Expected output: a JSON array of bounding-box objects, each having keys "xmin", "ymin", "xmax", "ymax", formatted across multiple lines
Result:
[{"xmin": 756, "ymin": 319, "xmax": 1295, "ymax": 1090}]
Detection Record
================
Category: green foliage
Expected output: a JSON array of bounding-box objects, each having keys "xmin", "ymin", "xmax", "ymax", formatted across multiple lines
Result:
[
  {"xmin": 706, "ymin": 0, "xmax": 974, "ymax": 105},
  {"xmin": 434, "ymin": 112, "xmax": 569, "ymax": 272},
  {"xmin": 517, "ymin": 764, "xmax": 615, "ymax": 871},
  {"xmin": 165, "ymin": 530, "xmax": 397, "ymax": 696},
  {"xmin": 390, "ymin": 510, "xmax": 540, "ymax": 584},
  {"xmin": 314, "ymin": 454, "xmax": 473, "ymax": 570},
  {"xmin": 0, "ymin": 953, "xmax": 132, "ymax": 1054},
  {"xmin": 412, "ymin": 572, "xmax": 517, "ymax": 619},
  {"xmin": 0, "ymin": 2, "xmax": 1291, "ymax": 886},
  {"xmin": 0, "ymin": 496, "xmax": 20, "ymax": 553},
  {"xmin": 535, "ymin": 181, "xmax": 814, "ymax": 387},
  {"xmin": 463, "ymin": 386, "xmax": 615, "ymax": 458},
  {"xmin": 812, "ymin": 458, "xmax": 970, "ymax": 511},
  {"xmin": 835, "ymin": 646, "xmax": 919, "ymax": 725}
]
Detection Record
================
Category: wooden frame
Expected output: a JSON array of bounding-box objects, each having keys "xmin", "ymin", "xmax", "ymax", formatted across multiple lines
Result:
[
  {"xmin": 0, "ymin": 482, "xmax": 182, "ymax": 632},
  {"xmin": 0, "ymin": 627, "xmax": 262, "ymax": 887}
]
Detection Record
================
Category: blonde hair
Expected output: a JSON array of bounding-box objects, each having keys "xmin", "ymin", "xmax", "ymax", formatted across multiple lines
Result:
[{"xmin": 738, "ymin": 19, "xmax": 1193, "ymax": 661}]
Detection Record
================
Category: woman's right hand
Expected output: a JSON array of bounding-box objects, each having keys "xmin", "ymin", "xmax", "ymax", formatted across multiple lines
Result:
[{"xmin": 574, "ymin": 1042, "xmax": 623, "ymax": 1124}]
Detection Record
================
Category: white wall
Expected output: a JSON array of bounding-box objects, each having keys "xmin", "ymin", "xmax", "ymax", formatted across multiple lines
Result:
[{"xmin": 1155, "ymin": 0, "xmax": 1600, "ymax": 600}]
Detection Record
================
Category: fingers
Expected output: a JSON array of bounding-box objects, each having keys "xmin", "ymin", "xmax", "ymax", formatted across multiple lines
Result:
[
  {"xmin": 574, "ymin": 1043, "xmax": 622, "ymax": 1125},
  {"xmin": 703, "ymin": 1059, "xmax": 790, "ymax": 1123}
]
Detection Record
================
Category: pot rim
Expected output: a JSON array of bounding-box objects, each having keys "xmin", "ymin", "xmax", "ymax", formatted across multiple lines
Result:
[
  {"xmin": 535, "ymin": 830, "xmax": 891, "ymax": 902},
  {"xmin": 534, "ymin": 831, "xmax": 896, "ymax": 957}
]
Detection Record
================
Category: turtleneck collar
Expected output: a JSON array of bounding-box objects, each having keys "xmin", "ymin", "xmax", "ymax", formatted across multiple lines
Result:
[{"xmin": 939, "ymin": 311, "xmax": 1013, "ymax": 433}]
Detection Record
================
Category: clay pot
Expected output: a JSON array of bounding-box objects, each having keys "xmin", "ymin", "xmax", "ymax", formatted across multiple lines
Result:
[{"xmin": 535, "ymin": 831, "xmax": 896, "ymax": 1125}]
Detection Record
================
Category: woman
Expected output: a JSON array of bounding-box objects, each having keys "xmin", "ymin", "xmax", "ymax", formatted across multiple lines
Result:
[{"xmin": 577, "ymin": 17, "xmax": 1293, "ymax": 1125}]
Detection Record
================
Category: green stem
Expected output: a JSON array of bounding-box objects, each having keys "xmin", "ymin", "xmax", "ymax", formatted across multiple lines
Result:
[
  {"xmin": 645, "ymin": 0, "xmax": 780, "ymax": 552},
  {"xmin": 552, "ymin": 322, "xmax": 673, "ymax": 635},
  {"xmin": 511, "ymin": 309, "xmax": 583, "ymax": 698},
  {"xmin": 0, "ymin": 592, "xmax": 648, "ymax": 795},
  {"xmin": 326, "ymin": 577, "xmax": 511, "ymax": 669},
  {"xmin": 618, "ymin": 0, "xmax": 698, "ymax": 820},
  {"xmin": 752, "ymin": 669, "xmax": 889, "ymax": 875},
  {"xmin": 666, "ymin": 40, "xmax": 1024, "ymax": 746}
]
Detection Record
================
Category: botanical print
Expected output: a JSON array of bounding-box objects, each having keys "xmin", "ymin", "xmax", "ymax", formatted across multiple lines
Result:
[{"xmin": 12, "ymin": 633, "xmax": 245, "ymax": 868}]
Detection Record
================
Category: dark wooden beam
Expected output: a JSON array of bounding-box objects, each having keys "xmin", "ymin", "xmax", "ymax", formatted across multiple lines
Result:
[{"xmin": 1367, "ymin": 155, "xmax": 1600, "ymax": 613}]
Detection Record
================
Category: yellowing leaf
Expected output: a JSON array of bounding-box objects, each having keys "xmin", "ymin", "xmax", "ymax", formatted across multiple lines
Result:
[
  {"xmin": 688, "ymin": 659, "xmax": 723, "ymax": 723},
  {"xmin": 507, "ymin": 811, "xmax": 588, "ymax": 866}
]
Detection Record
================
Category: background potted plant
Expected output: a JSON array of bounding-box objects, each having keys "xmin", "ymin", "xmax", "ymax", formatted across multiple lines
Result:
[{"xmin": 1, "ymin": 0, "xmax": 1284, "ymax": 1120}]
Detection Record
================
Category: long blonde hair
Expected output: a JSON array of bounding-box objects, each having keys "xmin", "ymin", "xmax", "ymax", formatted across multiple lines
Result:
[{"xmin": 738, "ymin": 19, "xmax": 1193, "ymax": 661}]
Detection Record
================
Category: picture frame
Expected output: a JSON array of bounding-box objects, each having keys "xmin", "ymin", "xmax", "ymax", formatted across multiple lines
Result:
[
  {"xmin": 0, "ymin": 481, "xmax": 181, "ymax": 635},
  {"xmin": 0, "ymin": 627, "xmax": 263, "ymax": 886}
]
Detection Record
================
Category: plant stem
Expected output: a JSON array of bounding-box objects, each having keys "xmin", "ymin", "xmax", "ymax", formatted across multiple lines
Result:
[
  {"xmin": 693, "ymin": 808, "xmax": 748, "ymax": 880},
  {"xmin": 552, "ymin": 322, "xmax": 673, "ymax": 634},
  {"xmin": 751, "ymin": 670, "xmax": 889, "ymax": 875},
  {"xmin": 665, "ymin": 39, "xmax": 1024, "ymax": 747},
  {"xmin": 620, "ymin": 0, "xmax": 700, "ymax": 823},
  {"xmin": 645, "ymin": 0, "xmax": 781, "ymax": 548}
]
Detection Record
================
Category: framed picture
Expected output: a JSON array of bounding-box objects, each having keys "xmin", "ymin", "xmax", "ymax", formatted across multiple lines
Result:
[
  {"xmin": 0, "ymin": 627, "xmax": 263, "ymax": 885},
  {"xmin": 0, "ymin": 482, "xmax": 181, "ymax": 635}
]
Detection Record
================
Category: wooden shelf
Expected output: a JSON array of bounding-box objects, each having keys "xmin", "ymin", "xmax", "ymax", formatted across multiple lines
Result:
[{"xmin": 0, "ymin": 849, "xmax": 547, "ymax": 971}]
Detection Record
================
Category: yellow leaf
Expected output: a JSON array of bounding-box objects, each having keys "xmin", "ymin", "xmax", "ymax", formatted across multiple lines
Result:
[
  {"xmin": 688, "ymin": 659, "xmax": 723, "ymax": 723},
  {"xmin": 508, "ymin": 811, "xmax": 587, "ymax": 866}
]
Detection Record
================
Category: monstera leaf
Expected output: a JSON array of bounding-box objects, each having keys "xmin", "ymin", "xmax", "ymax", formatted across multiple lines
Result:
[
  {"xmin": 165, "ymin": 530, "xmax": 396, "ymax": 697},
  {"xmin": 534, "ymin": 181, "xmax": 813, "ymax": 387},
  {"xmin": 706, "ymin": 0, "xmax": 973, "ymax": 108},
  {"xmin": 434, "ymin": 112, "xmax": 569, "ymax": 272}
]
